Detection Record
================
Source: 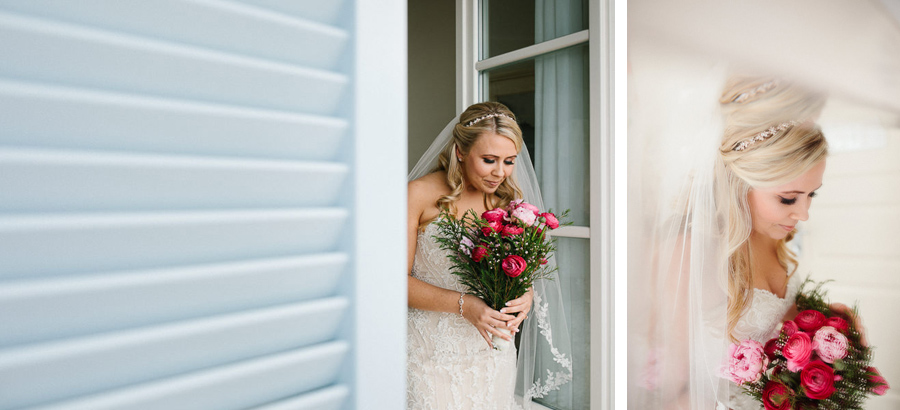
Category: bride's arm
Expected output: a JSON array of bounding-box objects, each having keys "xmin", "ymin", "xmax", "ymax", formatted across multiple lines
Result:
[{"xmin": 407, "ymin": 178, "xmax": 515, "ymax": 347}]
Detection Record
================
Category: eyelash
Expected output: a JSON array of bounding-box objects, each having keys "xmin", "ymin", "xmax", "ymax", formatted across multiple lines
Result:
[
  {"xmin": 779, "ymin": 192, "xmax": 817, "ymax": 205},
  {"xmin": 483, "ymin": 159, "xmax": 516, "ymax": 165}
]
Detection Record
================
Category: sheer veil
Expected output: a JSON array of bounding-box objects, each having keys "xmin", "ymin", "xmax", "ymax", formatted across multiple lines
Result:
[
  {"xmin": 409, "ymin": 115, "xmax": 574, "ymax": 408},
  {"xmin": 627, "ymin": 47, "xmax": 732, "ymax": 408}
]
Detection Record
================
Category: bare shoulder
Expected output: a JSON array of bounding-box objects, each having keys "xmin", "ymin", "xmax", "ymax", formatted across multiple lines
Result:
[{"xmin": 408, "ymin": 172, "xmax": 450, "ymax": 222}]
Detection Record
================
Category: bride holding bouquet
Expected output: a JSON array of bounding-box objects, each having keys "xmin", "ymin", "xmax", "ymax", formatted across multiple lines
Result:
[{"xmin": 406, "ymin": 102, "xmax": 572, "ymax": 409}]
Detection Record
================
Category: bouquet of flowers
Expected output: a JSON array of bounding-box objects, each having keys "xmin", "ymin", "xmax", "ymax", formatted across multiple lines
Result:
[
  {"xmin": 433, "ymin": 199, "xmax": 568, "ymax": 350},
  {"xmin": 720, "ymin": 278, "xmax": 890, "ymax": 409}
]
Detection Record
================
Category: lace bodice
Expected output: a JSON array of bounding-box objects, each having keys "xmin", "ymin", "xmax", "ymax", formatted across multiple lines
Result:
[
  {"xmin": 407, "ymin": 222, "xmax": 520, "ymax": 410},
  {"xmin": 733, "ymin": 273, "xmax": 800, "ymax": 343}
]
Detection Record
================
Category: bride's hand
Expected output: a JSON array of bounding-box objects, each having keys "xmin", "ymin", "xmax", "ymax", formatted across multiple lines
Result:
[
  {"xmin": 830, "ymin": 302, "xmax": 868, "ymax": 346},
  {"xmin": 461, "ymin": 295, "xmax": 516, "ymax": 349},
  {"xmin": 502, "ymin": 288, "xmax": 533, "ymax": 333}
]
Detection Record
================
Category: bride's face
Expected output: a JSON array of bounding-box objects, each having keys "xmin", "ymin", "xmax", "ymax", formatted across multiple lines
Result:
[
  {"xmin": 458, "ymin": 132, "xmax": 518, "ymax": 195},
  {"xmin": 748, "ymin": 160, "xmax": 826, "ymax": 241}
]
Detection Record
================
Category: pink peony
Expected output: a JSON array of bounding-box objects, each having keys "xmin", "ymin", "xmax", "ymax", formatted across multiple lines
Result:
[
  {"xmin": 511, "ymin": 206, "xmax": 538, "ymax": 226},
  {"xmin": 795, "ymin": 310, "xmax": 826, "ymax": 333},
  {"xmin": 812, "ymin": 326, "xmax": 849, "ymax": 364},
  {"xmin": 482, "ymin": 208, "xmax": 507, "ymax": 223},
  {"xmin": 867, "ymin": 367, "xmax": 890, "ymax": 395},
  {"xmin": 721, "ymin": 340, "xmax": 769, "ymax": 385},
  {"xmin": 471, "ymin": 245, "xmax": 488, "ymax": 262},
  {"xmin": 501, "ymin": 224, "xmax": 524, "ymax": 237},
  {"xmin": 762, "ymin": 381, "xmax": 793, "ymax": 410},
  {"xmin": 800, "ymin": 360, "xmax": 836, "ymax": 400},
  {"xmin": 506, "ymin": 199, "xmax": 524, "ymax": 211},
  {"xmin": 459, "ymin": 236, "xmax": 475, "ymax": 256},
  {"xmin": 824, "ymin": 316, "xmax": 849, "ymax": 334},
  {"xmin": 501, "ymin": 255, "xmax": 527, "ymax": 278},
  {"xmin": 540, "ymin": 212, "xmax": 560, "ymax": 229},
  {"xmin": 782, "ymin": 332, "xmax": 813, "ymax": 372}
]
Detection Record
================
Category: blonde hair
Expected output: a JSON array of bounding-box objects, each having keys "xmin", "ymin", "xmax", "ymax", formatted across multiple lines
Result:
[
  {"xmin": 718, "ymin": 77, "xmax": 828, "ymax": 340},
  {"xmin": 427, "ymin": 102, "xmax": 524, "ymax": 226}
]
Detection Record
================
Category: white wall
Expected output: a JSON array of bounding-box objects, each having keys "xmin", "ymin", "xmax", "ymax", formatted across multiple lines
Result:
[
  {"xmin": 407, "ymin": 0, "xmax": 456, "ymax": 172},
  {"xmin": 799, "ymin": 100, "xmax": 900, "ymax": 410}
]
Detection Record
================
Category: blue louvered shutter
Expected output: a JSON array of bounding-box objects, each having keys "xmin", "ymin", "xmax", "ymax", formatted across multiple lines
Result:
[{"xmin": 0, "ymin": 1, "xmax": 405, "ymax": 409}]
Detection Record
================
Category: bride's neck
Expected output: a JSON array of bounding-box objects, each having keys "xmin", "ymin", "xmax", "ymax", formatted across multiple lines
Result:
[{"xmin": 748, "ymin": 231, "xmax": 779, "ymax": 259}]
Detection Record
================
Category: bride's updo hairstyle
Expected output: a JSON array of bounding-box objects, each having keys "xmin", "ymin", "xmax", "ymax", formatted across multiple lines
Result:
[
  {"xmin": 436, "ymin": 102, "xmax": 524, "ymax": 215},
  {"xmin": 717, "ymin": 76, "xmax": 828, "ymax": 340}
]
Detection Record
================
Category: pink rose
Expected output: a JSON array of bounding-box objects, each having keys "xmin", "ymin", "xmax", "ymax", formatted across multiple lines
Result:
[
  {"xmin": 824, "ymin": 316, "xmax": 849, "ymax": 334},
  {"xmin": 762, "ymin": 381, "xmax": 792, "ymax": 410},
  {"xmin": 501, "ymin": 255, "xmax": 527, "ymax": 278},
  {"xmin": 459, "ymin": 236, "xmax": 475, "ymax": 256},
  {"xmin": 471, "ymin": 245, "xmax": 488, "ymax": 262},
  {"xmin": 540, "ymin": 212, "xmax": 560, "ymax": 229},
  {"xmin": 511, "ymin": 206, "xmax": 538, "ymax": 226},
  {"xmin": 795, "ymin": 310, "xmax": 826, "ymax": 333},
  {"xmin": 720, "ymin": 340, "xmax": 769, "ymax": 385},
  {"xmin": 482, "ymin": 208, "xmax": 507, "ymax": 223},
  {"xmin": 782, "ymin": 332, "xmax": 813, "ymax": 372},
  {"xmin": 812, "ymin": 326, "xmax": 849, "ymax": 364},
  {"xmin": 501, "ymin": 224, "xmax": 524, "ymax": 237},
  {"xmin": 481, "ymin": 220, "xmax": 502, "ymax": 236},
  {"xmin": 540, "ymin": 258, "xmax": 548, "ymax": 265},
  {"xmin": 781, "ymin": 320, "xmax": 799, "ymax": 338},
  {"xmin": 800, "ymin": 360, "xmax": 836, "ymax": 400},
  {"xmin": 867, "ymin": 367, "xmax": 890, "ymax": 395}
]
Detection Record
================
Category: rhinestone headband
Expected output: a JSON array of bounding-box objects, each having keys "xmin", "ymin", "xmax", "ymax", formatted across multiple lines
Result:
[
  {"xmin": 731, "ymin": 121, "xmax": 800, "ymax": 151},
  {"xmin": 464, "ymin": 113, "xmax": 515, "ymax": 127},
  {"xmin": 732, "ymin": 80, "xmax": 777, "ymax": 103}
]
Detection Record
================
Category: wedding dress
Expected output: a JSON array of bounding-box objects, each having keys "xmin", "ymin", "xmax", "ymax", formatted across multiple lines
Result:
[{"xmin": 406, "ymin": 222, "xmax": 521, "ymax": 410}]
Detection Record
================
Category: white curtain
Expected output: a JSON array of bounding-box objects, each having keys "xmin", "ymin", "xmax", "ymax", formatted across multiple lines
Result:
[{"xmin": 533, "ymin": 0, "xmax": 588, "ymax": 408}]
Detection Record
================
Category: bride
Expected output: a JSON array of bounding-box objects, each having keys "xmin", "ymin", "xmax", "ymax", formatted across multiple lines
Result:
[
  {"xmin": 630, "ymin": 74, "xmax": 832, "ymax": 409},
  {"xmin": 406, "ymin": 102, "xmax": 572, "ymax": 409}
]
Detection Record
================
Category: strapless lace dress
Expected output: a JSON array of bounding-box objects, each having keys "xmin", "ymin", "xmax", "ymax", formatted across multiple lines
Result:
[
  {"xmin": 407, "ymin": 222, "xmax": 521, "ymax": 410},
  {"xmin": 719, "ymin": 273, "xmax": 800, "ymax": 410}
]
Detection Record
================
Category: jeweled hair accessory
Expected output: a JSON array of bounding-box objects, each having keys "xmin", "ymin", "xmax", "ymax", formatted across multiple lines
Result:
[
  {"xmin": 464, "ymin": 113, "xmax": 515, "ymax": 127},
  {"xmin": 731, "ymin": 120, "xmax": 800, "ymax": 151},
  {"xmin": 731, "ymin": 80, "xmax": 777, "ymax": 103}
]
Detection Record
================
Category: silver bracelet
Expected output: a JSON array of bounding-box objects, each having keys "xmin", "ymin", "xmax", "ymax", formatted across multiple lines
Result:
[{"xmin": 458, "ymin": 292, "xmax": 465, "ymax": 316}]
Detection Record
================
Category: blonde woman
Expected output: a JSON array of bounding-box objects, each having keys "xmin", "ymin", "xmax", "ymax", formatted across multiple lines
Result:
[
  {"xmin": 631, "ymin": 75, "xmax": 835, "ymax": 409},
  {"xmin": 406, "ymin": 102, "xmax": 572, "ymax": 409}
]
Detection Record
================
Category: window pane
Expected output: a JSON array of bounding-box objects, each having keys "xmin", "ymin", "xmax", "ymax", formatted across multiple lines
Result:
[
  {"xmin": 481, "ymin": 0, "xmax": 587, "ymax": 59},
  {"xmin": 483, "ymin": 44, "xmax": 590, "ymax": 226}
]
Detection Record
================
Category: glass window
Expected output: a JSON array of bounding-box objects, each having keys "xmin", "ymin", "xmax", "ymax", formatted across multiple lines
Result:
[
  {"xmin": 483, "ymin": 44, "xmax": 590, "ymax": 226},
  {"xmin": 482, "ymin": 0, "xmax": 588, "ymax": 59}
]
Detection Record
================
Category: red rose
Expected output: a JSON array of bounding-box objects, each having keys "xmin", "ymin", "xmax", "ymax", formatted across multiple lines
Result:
[
  {"xmin": 795, "ymin": 310, "xmax": 826, "ymax": 333},
  {"xmin": 481, "ymin": 220, "xmax": 503, "ymax": 236},
  {"xmin": 482, "ymin": 208, "xmax": 507, "ymax": 223},
  {"xmin": 762, "ymin": 381, "xmax": 792, "ymax": 410},
  {"xmin": 540, "ymin": 212, "xmax": 560, "ymax": 229},
  {"xmin": 800, "ymin": 360, "xmax": 836, "ymax": 400},
  {"xmin": 501, "ymin": 255, "xmax": 527, "ymax": 278},
  {"xmin": 764, "ymin": 338, "xmax": 779, "ymax": 362},
  {"xmin": 540, "ymin": 258, "xmax": 548, "ymax": 265},
  {"xmin": 471, "ymin": 245, "xmax": 489, "ymax": 262},
  {"xmin": 781, "ymin": 320, "xmax": 799, "ymax": 337},
  {"xmin": 501, "ymin": 224, "xmax": 524, "ymax": 237},
  {"xmin": 824, "ymin": 316, "xmax": 849, "ymax": 334},
  {"xmin": 867, "ymin": 367, "xmax": 891, "ymax": 396},
  {"xmin": 782, "ymin": 332, "xmax": 812, "ymax": 372}
]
